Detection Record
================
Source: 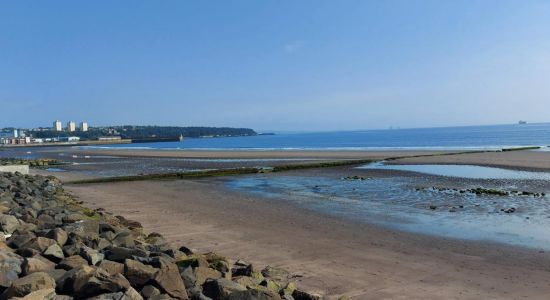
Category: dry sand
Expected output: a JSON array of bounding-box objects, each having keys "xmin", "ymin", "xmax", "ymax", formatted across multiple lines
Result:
[{"xmin": 66, "ymin": 177, "xmax": 550, "ymax": 300}]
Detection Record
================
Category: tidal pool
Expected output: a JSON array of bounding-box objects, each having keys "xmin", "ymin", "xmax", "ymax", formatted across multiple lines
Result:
[
  {"xmin": 359, "ymin": 162, "xmax": 550, "ymax": 180},
  {"xmin": 227, "ymin": 175, "xmax": 550, "ymax": 249}
]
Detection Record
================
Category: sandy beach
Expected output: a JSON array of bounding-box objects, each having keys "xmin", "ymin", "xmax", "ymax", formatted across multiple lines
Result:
[
  {"xmin": 44, "ymin": 148, "xmax": 550, "ymax": 299},
  {"xmin": 390, "ymin": 149, "xmax": 550, "ymax": 171},
  {"xmin": 65, "ymin": 175, "xmax": 550, "ymax": 299}
]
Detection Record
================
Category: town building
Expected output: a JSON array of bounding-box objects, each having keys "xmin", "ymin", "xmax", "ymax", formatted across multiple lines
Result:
[
  {"xmin": 59, "ymin": 136, "xmax": 80, "ymax": 142},
  {"xmin": 97, "ymin": 136, "xmax": 122, "ymax": 141},
  {"xmin": 80, "ymin": 122, "xmax": 89, "ymax": 132},
  {"xmin": 54, "ymin": 120, "xmax": 62, "ymax": 131},
  {"xmin": 67, "ymin": 121, "xmax": 76, "ymax": 132}
]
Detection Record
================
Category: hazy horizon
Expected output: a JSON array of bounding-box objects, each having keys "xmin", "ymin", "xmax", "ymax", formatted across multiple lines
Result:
[{"xmin": 2, "ymin": 1, "xmax": 550, "ymax": 131}]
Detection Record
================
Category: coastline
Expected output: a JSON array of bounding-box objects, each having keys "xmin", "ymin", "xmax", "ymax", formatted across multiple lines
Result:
[
  {"xmin": 19, "ymin": 147, "xmax": 550, "ymax": 299},
  {"xmin": 61, "ymin": 148, "xmax": 457, "ymax": 160},
  {"xmin": 65, "ymin": 175, "xmax": 550, "ymax": 299}
]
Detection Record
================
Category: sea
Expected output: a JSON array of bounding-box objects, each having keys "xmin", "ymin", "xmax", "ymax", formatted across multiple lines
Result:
[{"xmin": 84, "ymin": 123, "xmax": 550, "ymax": 151}]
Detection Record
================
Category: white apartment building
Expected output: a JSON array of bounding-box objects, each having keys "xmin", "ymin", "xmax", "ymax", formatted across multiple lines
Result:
[
  {"xmin": 53, "ymin": 120, "xmax": 62, "ymax": 131},
  {"xmin": 67, "ymin": 121, "xmax": 76, "ymax": 132}
]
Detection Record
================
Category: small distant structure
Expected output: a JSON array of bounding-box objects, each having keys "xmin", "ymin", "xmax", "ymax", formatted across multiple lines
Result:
[
  {"xmin": 97, "ymin": 136, "xmax": 122, "ymax": 141},
  {"xmin": 518, "ymin": 120, "xmax": 527, "ymax": 125},
  {"xmin": 53, "ymin": 120, "xmax": 63, "ymax": 131},
  {"xmin": 59, "ymin": 136, "xmax": 80, "ymax": 142},
  {"xmin": 80, "ymin": 122, "xmax": 89, "ymax": 132},
  {"xmin": 67, "ymin": 121, "xmax": 76, "ymax": 132},
  {"xmin": 13, "ymin": 129, "xmax": 18, "ymax": 138}
]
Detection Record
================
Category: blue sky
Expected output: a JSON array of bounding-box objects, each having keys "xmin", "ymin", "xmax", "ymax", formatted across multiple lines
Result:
[{"xmin": 1, "ymin": 1, "xmax": 550, "ymax": 131}]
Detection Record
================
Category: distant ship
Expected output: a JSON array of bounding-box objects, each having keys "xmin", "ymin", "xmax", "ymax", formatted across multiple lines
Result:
[{"xmin": 518, "ymin": 120, "xmax": 527, "ymax": 125}]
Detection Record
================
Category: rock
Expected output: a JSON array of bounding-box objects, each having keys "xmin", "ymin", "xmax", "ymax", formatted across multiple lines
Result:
[
  {"xmin": 98, "ymin": 260, "xmax": 125, "ymax": 276},
  {"xmin": 177, "ymin": 246, "xmax": 194, "ymax": 256},
  {"xmin": 260, "ymin": 280, "xmax": 280, "ymax": 293},
  {"xmin": 46, "ymin": 228, "xmax": 68, "ymax": 246},
  {"xmin": 0, "ymin": 270, "xmax": 20, "ymax": 292},
  {"xmin": 16, "ymin": 247, "xmax": 41, "ymax": 258},
  {"xmin": 0, "ymin": 214, "xmax": 20, "ymax": 234},
  {"xmin": 12, "ymin": 288, "xmax": 56, "ymax": 300},
  {"xmin": 58, "ymin": 255, "xmax": 89, "ymax": 270},
  {"xmin": 96, "ymin": 238, "xmax": 113, "ymax": 251},
  {"xmin": 86, "ymin": 292, "xmax": 124, "ymax": 300},
  {"xmin": 43, "ymin": 244, "xmax": 64, "ymax": 262},
  {"xmin": 21, "ymin": 255, "xmax": 56, "ymax": 275},
  {"xmin": 145, "ymin": 233, "xmax": 170, "ymax": 252},
  {"xmin": 232, "ymin": 277, "xmax": 258, "ymax": 289},
  {"xmin": 185, "ymin": 287, "xmax": 211, "ymax": 300},
  {"xmin": 232, "ymin": 260, "xmax": 253, "ymax": 277},
  {"xmin": 227, "ymin": 288, "xmax": 282, "ymax": 300},
  {"xmin": 152, "ymin": 263, "xmax": 187, "ymax": 300},
  {"xmin": 194, "ymin": 267, "xmax": 222, "ymax": 286},
  {"xmin": 22, "ymin": 237, "xmax": 57, "ymax": 253},
  {"xmin": 202, "ymin": 278, "xmax": 246, "ymax": 300},
  {"xmin": 291, "ymin": 290, "xmax": 320, "ymax": 300},
  {"xmin": 260, "ymin": 267, "xmax": 289, "ymax": 283},
  {"xmin": 36, "ymin": 214, "xmax": 57, "ymax": 229},
  {"xmin": 280, "ymin": 282, "xmax": 296, "ymax": 297},
  {"xmin": 62, "ymin": 214, "xmax": 86, "ymax": 223},
  {"xmin": 140, "ymin": 285, "xmax": 161, "ymax": 299},
  {"xmin": 175, "ymin": 255, "xmax": 208, "ymax": 270},
  {"xmin": 64, "ymin": 220, "xmax": 99, "ymax": 238},
  {"xmin": 0, "ymin": 249, "xmax": 24, "ymax": 289},
  {"xmin": 104, "ymin": 247, "xmax": 149, "ymax": 262},
  {"xmin": 62, "ymin": 243, "xmax": 84, "ymax": 258},
  {"xmin": 122, "ymin": 287, "xmax": 144, "ymax": 300},
  {"xmin": 179, "ymin": 267, "xmax": 196, "ymax": 289},
  {"xmin": 134, "ymin": 256, "xmax": 173, "ymax": 270},
  {"xmin": 80, "ymin": 246, "xmax": 104, "ymax": 266},
  {"xmin": 71, "ymin": 266, "xmax": 130, "ymax": 299},
  {"xmin": 148, "ymin": 295, "xmax": 176, "ymax": 300},
  {"xmin": 162, "ymin": 249, "xmax": 186, "ymax": 260},
  {"xmin": 88, "ymin": 287, "xmax": 144, "ymax": 300},
  {"xmin": 124, "ymin": 259, "xmax": 158, "ymax": 288},
  {"xmin": 45, "ymin": 269, "xmax": 66, "ymax": 283},
  {"xmin": 8, "ymin": 232, "xmax": 36, "ymax": 249},
  {"xmin": 112, "ymin": 231, "xmax": 135, "ymax": 248},
  {"xmin": 0, "ymin": 272, "xmax": 55, "ymax": 300}
]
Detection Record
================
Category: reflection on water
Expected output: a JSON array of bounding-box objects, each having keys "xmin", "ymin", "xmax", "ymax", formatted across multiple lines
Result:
[
  {"xmin": 359, "ymin": 162, "xmax": 550, "ymax": 180},
  {"xmin": 227, "ymin": 175, "xmax": 550, "ymax": 249}
]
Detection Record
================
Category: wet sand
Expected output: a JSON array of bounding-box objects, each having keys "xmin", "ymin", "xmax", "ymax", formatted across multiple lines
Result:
[
  {"xmin": 68, "ymin": 148, "xmax": 452, "ymax": 160},
  {"xmin": 27, "ymin": 149, "xmax": 550, "ymax": 299},
  {"xmin": 65, "ymin": 173, "xmax": 550, "ymax": 300},
  {"xmin": 390, "ymin": 150, "xmax": 550, "ymax": 171}
]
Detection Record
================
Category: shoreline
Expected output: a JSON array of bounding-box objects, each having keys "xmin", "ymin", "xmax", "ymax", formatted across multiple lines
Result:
[
  {"xmin": 15, "ymin": 147, "xmax": 550, "ymax": 298},
  {"xmin": 65, "ymin": 175, "xmax": 550, "ymax": 299},
  {"xmin": 58, "ymin": 148, "xmax": 460, "ymax": 160}
]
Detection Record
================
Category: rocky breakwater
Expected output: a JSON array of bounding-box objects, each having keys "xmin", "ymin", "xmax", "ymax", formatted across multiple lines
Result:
[
  {"xmin": 0, "ymin": 159, "xmax": 59, "ymax": 167},
  {"xmin": 0, "ymin": 172, "xmax": 322, "ymax": 300}
]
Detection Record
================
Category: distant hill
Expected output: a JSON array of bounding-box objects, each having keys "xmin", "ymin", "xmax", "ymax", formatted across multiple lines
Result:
[{"xmin": 26, "ymin": 126, "xmax": 257, "ymax": 140}]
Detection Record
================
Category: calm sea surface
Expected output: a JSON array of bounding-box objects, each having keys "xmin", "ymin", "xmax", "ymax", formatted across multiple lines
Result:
[{"xmin": 86, "ymin": 123, "xmax": 550, "ymax": 150}]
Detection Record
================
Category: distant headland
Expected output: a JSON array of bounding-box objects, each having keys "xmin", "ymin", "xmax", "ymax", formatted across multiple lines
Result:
[{"xmin": 0, "ymin": 122, "xmax": 257, "ymax": 147}]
